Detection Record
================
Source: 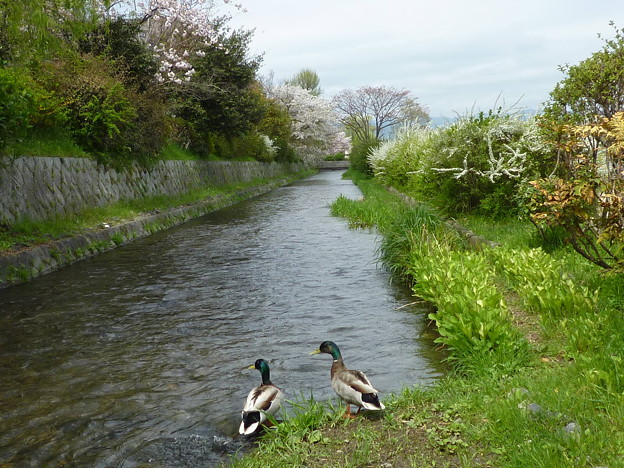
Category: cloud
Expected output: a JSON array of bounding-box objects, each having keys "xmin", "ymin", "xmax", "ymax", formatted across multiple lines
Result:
[{"xmin": 230, "ymin": 0, "xmax": 623, "ymax": 117}]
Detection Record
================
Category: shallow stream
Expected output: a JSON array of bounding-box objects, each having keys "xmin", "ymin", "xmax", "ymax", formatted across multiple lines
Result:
[{"xmin": 0, "ymin": 170, "xmax": 444, "ymax": 466}]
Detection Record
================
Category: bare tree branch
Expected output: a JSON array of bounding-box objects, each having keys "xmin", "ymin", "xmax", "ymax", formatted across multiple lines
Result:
[{"xmin": 332, "ymin": 85, "xmax": 429, "ymax": 141}]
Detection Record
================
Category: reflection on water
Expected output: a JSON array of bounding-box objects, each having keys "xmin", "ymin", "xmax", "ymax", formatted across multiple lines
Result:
[{"xmin": 0, "ymin": 170, "xmax": 444, "ymax": 467}]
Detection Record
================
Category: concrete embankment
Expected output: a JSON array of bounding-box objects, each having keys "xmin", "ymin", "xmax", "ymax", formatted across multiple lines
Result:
[{"xmin": 0, "ymin": 158, "xmax": 309, "ymax": 289}]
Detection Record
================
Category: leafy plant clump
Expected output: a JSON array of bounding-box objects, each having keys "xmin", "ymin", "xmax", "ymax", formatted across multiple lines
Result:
[{"xmin": 368, "ymin": 110, "xmax": 548, "ymax": 218}]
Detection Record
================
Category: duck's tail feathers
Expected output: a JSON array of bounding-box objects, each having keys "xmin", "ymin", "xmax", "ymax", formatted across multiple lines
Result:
[
  {"xmin": 361, "ymin": 392, "xmax": 385, "ymax": 410},
  {"xmin": 239, "ymin": 411, "xmax": 262, "ymax": 435}
]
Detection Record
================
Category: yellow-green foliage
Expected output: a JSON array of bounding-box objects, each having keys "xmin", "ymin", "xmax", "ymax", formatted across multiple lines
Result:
[
  {"xmin": 489, "ymin": 247, "xmax": 597, "ymax": 319},
  {"xmin": 410, "ymin": 247, "xmax": 526, "ymax": 365}
]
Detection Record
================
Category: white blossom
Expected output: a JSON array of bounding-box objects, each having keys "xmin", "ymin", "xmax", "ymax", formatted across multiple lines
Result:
[
  {"xmin": 267, "ymin": 84, "xmax": 350, "ymax": 163},
  {"xmin": 112, "ymin": 0, "xmax": 246, "ymax": 85}
]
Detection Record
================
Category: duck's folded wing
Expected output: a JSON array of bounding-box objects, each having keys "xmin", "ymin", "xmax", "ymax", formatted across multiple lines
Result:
[
  {"xmin": 244, "ymin": 385, "xmax": 282, "ymax": 413},
  {"xmin": 343, "ymin": 369, "xmax": 379, "ymax": 394}
]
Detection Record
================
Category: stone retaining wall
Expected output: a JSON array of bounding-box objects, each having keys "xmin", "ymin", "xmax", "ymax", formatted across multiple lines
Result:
[
  {"xmin": 0, "ymin": 157, "xmax": 309, "ymax": 288},
  {"xmin": 0, "ymin": 180, "xmax": 295, "ymax": 289},
  {"xmin": 0, "ymin": 157, "xmax": 306, "ymax": 224}
]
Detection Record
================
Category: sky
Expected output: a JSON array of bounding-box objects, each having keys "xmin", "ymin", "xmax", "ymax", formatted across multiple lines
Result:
[{"xmin": 228, "ymin": 0, "xmax": 624, "ymax": 119}]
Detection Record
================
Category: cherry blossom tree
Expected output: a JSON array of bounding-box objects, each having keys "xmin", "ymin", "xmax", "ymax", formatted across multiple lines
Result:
[
  {"xmin": 114, "ymin": 0, "xmax": 246, "ymax": 85},
  {"xmin": 267, "ymin": 84, "xmax": 351, "ymax": 162}
]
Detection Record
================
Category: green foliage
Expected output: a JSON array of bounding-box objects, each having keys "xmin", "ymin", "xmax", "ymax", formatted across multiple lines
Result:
[
  {"xmin": 36, "ymin": 54, "xmax": 168, "ymax": 165},
  {"xmin": 543, "ymin": 22, "xmax": 624, "ymax": 124},
  {"xmin": 224, "ymin": 132, "xmax": 276, "ymax": 162},
  {"xmin": 0, "ymin": 0, "xmax": 94, "ymax": 63},
  {"xmin": 527, "ymin": 114, "xmax": 624, "ymax": 271},
  {"xmin": 489, "ymin": 247, "xmax": 597, "ymax": 320},
  {"xmin": 323, "ymin": 153, "xmax": 346, "ymax": 161},
  {"xmin": 0, "ymin": 66, "xmax": 35, "ymax": 148},
  {"xmin": 534, "ymin": 25, "xmax": 624, "ymax": 271},
  {"xmin": 160, "ymin": 142, "xmax": 200, "ymax": 161},
  {"xmin": 332, "ymin": 174, "xmax": 527, "ymax": 372},
  {"xmin": 369, "ymin": 111, "xmax": 547, "ymax": 217},
  {"xmin": 0, "ymin": 66, "xmax": 68, "ymax": 151},
  {"xmin": 425, "ymin": 111, "xmax": 544, "ymax": 216},
  {"xmin": 348, "ymin": 139, "xmax": 378, "ymax": 175},
  {"xmin": 73, "ymin": 81, "xmax": 137, "ymax": 159},
  {"xmin": 368, "ymin": 125, "xmax": 433, "ymax": 191},
  {"xmin": 330, "ymin": 173, "xmax": 413, "ymax": 231},
  {"xmin": 78, "ymin": 17, "xmax": 159, "ymax": 91},
  {"xmin": 411, "ymin": 248, "xmax": 528, "ymax": 370},
  {"xmin": 378, "ymin": 202, "xmax": 462, "ymax": 280},
  {"xmin": 183, "ymin": 27, "xmax": 264, "ymax": 139},
  {"xmin": 285, "ymin": 68, "xmax": 322, "ymax": 95},
  {"xmin": 124, "ymin": 89, "xmax": 169, "ymax": 164},
  {"xmin": 3, "ymin": 127, "xmax": 88, "ymax": 158},
  {"xmin": 256, "ymin": 96, "xmax": 296, "ymax": 162}
]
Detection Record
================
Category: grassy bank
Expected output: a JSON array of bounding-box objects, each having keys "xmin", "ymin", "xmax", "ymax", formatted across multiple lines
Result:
[{"xmin": 231, "ymin": 171, "xmax": 624, "ymax": 467}]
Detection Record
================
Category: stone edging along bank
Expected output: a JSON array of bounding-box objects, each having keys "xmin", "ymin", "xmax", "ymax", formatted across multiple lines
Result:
[
  {"xmin": 0, "ymin": 177, "xmax": 296, "ymax": 289},
  {"xmin": 386, "ymin": 186, "xmax": 499, "ymax": 250}
]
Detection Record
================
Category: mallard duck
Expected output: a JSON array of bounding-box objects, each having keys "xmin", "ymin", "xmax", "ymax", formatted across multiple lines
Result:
[
  {"xmin": 310, "ymin": 340, "xmax": 385, "ymax": 418},
  {"xmin": 239, "ymin": 359, "xmax": 284, "ymax": 435}
]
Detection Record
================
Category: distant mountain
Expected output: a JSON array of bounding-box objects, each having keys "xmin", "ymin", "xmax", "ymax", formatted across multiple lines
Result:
[
  {"xmin": 428, "ymin": 108, "xmax": 539, "ymax": 128},
  {"xmin": 429, "ymin": 116, "xmax": 456, "ymax": 128}
]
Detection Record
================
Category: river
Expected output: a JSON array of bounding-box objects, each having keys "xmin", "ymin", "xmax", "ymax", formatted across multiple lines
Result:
[{"xmin": 0, "ymin": 170, "xmax": 444, "ymax": 467}]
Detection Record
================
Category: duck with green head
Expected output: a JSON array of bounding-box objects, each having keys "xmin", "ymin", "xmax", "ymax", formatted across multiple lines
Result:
[
  {"xmin": 239, "ymin": 359, "xmax": 284, "ymax": 435},
  {"xmin": 311, "ymin": 340, "xmax": 385, "ymax": 418}
]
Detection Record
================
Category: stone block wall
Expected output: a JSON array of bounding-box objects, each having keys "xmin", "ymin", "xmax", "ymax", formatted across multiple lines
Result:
[{"xmin": 0, "ymin": 157, "xmax": 305, "ymax": 224}]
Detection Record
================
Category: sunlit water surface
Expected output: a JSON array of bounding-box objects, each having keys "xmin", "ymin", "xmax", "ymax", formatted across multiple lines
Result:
[{"xmin": 0, "ymin": 170, "xmax": 444, "ymax": 467}]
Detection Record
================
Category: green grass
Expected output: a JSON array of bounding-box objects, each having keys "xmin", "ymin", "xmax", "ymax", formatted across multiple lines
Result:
[
  {"xmin": 457, "ymin": 214, "xmax": 535, "ymax": 248},
  {"xmin": 159, "ymin": 142, "xmax": 222, "ymax": 161},
  {"xmin": 2, "ymin": 128, "xmax": 90, "ymax": 158}
]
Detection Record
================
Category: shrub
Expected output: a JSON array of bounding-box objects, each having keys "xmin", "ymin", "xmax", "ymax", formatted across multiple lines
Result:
[
  {"xmin": 422, "ymin": 111, "xmax": 546, "ymax": 216},
  {"xmin": 323, "ymin": 152, "xmax": 346, "ymax": 161},
  {"xmin": 0, "ymin": 66, "xmax": 68, "ymax": 151},
  {"xmin": 256, "ymin": 97, "xmax": 295, "ymax": 162},
  {"xmin": 230, "ymin": 132, "xmax": 276, "ymax": 162},
  {"xmin": 369, "ymin": 110, "xmax": 548, "ymax": 217},
  {"xmin": 368, "ymin": 125, "xmax": 433, "ymax": 191},
  {"xmin": 73, "ymin": 81, "xmax": 137, "ymax": 159},
  {"xmin": 0, "ymin": 67, "xmax": 35, "ymax": 149},
  {"xmin": 37, "ymin": 54, "xmax": 169, "ymax": 165},
  {"xmin": 78, "ymin": 17, "xmax": 159, "ymax": 91},
  {"xmin": 349, "ymin": 139, "xmax": 378, "ymax": 175}
]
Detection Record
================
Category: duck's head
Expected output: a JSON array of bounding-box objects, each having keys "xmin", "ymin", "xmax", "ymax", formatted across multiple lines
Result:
[
  {"xmin": 248, "ymin": 358, "xmax": 272, "ymax": 384},
  {"xmin": 310, "ymin": 340, "xmax": 342, "ymax": 360}
]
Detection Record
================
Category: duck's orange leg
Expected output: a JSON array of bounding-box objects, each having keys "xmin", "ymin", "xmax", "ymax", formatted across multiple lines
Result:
[{"xmin": 342, "ymin": 404, "xmax": 356, "ymax": 419}]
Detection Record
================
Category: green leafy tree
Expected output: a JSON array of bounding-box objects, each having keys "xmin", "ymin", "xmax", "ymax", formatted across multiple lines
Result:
[
  {"xmin": 543, "ymin": 22, "xmax": 624, "ymax": 125},
  {"xmin": 0, "ymin": 0, "xmax": 96, "ymax": 63},
  {"xmin": 177, "ymin": 26, "xmax": 264, "ymax": 150},
  {"xmin": 78, "ymin": 17, "xmax": 159, "ymax": 91},
  {"xmin": 256, "ymin": 96, "xmax": 296, "ymax": 162},
  {"xmin": 530, "ymin": 24, "xmax": 624, "ymax": 269},
  {"xmin": 285, "ymin": 68, "xmax": 321, "ymax": 96}
]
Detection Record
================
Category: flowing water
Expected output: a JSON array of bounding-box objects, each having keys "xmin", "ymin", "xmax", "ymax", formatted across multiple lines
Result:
[{"xmin": 0, "ymin": 170, "xmax": 445, "ymax": 467}]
